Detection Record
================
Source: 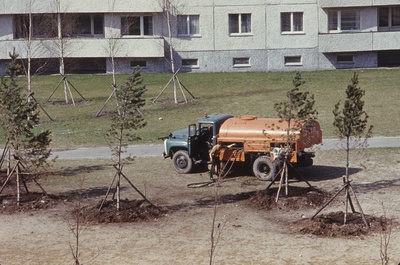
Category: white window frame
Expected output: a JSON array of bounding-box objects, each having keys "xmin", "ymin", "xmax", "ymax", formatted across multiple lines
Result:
[
  {"xmin": 284, "ymin": 56, "xmax": 302, "ymax": 66},
  {"xmin": 379, "ymin": 6, "xmax": 400, "ymax": 30},
  {"xmin": 76, "ymin": 14, "xmax": 103, "ymax": 36},
  {"xmin": 229, "ymin": 13, "xmax": 252, "ymax": 35},
  {"xmin": 328, "ymin": 10, "xmax": 360, "ymax": 32},
  {"xmin": 233, "ymin": 57, "xmax": 251, "ymax": 68},
  {"xmin": 121, "ymin": 15, "xmax": 153, "ymax": 37},
  {"xmin": 281, "ymin": 12, "xmax": 304, "ymax": 34},
  {"xmin": 177, "ymin": 15, "xmax": 200, "ymax": 36},
  {"xmin": 182, "ymin": 59, "xmax": 199, "ymax": 69}
]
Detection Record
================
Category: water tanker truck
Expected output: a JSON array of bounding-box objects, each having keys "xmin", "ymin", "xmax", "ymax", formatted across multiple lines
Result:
[{"xmin": 162, "ymin": 114, "xmax": 322, "ymax": 180}]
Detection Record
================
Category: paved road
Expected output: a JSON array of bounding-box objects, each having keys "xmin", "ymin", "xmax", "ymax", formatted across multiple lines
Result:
[{"xmin": 50, "ymin": 137, "xmax": 400, "ymax": 159}]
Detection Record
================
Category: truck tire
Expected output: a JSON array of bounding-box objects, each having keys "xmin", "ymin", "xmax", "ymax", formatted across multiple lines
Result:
[
  {"xmin": 173, "ymin": 150, "xmax": 193, "ymax": 174},
  {"xmin": 252, "ymin": 156, "xmax": 273, "ymax": 181}
]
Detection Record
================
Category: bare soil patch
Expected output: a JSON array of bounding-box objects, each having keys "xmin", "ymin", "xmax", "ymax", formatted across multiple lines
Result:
[
  {"xmin": 248, "ymin": 186, "xmax": 328, "ymax": 210},
  {"xmin": 248, "ymin": 186, "xmax": 389, "ymax": 238},
  {"xmin": 0, "ymin": 185, "xmax": 388, "ymax": 239},
  {"xmin": 0, "ymin": 192, "xmax": 65, "ymax": 213},
  {"xmin": 297, "ymin": 211, "xmax": 388, "ymax": 238},
  {"xmin": 0, "ymin": 149, "xmax": 399, "ymax": 264},
  {"xmin": 76, "ymin": 199, "xmax": 169, "ymax": 224},
  {"xmin": 0, "ymin": 189, "xmax": 168, "ymax": 224}
]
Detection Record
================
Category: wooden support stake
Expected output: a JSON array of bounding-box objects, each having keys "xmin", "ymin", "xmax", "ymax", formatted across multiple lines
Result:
[
  {"xmin": 67, "ymin": 79, "xmax": 87, "ymax": 101},
  {"xmin": 311, "ymin": 184, "xmax": 346, "ymax": 219},
  {"xmin": 119, "ymin": 169, "xmax": 154, "ymax": 206},
  {"xmin": 349, "ymin": 185, "xmax": 370, "ymax": 228},
  {"xmin": 0, "ymin": 162, "xmax": 19, "ymax": 194},
  {"xmin": 275, "ymin": 165, "xmax": 285, "ymax": 202},
  {"xmin": 99, "ymin": 171, "xmax": 118, "ymax": 211},
  {"xmin": 16, "ymin": 164, "xmax": 20, "ymax": 206}
]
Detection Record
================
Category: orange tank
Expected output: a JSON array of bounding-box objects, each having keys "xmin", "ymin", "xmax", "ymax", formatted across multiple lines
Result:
[{"xmin": 217, "ymin": 115, "xmax": 322, "ymax": 154}]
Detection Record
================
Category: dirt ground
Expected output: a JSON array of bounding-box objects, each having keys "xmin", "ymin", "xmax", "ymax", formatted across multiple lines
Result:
[{"xmin": 0, "ymin": 148, "xmax": 400, "ymax": 265}]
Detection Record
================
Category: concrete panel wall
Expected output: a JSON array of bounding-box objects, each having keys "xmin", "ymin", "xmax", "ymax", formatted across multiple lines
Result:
[
  {"xmin": 173, "ymin": 50, "xmax": 266, "ymax": 72},
  {"xmin": 362, "ymin": 8, "xmax": 378, "ymax": 32},
  {"xmin": 319, "ymin": 52, "xmax": 377, "ymax": 69},
  {"xmin": 267, "ymin": 48, "xmax": 319, "ymax": 71},
  {"xmin": 266, "ymin": 3, "xmax": 318, "ymax": 49},
  {"xmin": 0, "ymin": 15, "xmax": 14, "ymax": 40},
  {"xmin": 213, "ymin": 4, "xmax": 267, "ymax": 51},
  {"xmin": 168, "ymin": 6, "xmax": 216, "ymax": 51},
  {"xmin": 170, "ymin": 48, "xmax": 319, "ymax": 73}
]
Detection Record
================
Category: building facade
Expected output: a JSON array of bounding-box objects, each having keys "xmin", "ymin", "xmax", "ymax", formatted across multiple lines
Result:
[{"xmin": 1, "ymin": 0, "xmax": 400, "ymax": 75}]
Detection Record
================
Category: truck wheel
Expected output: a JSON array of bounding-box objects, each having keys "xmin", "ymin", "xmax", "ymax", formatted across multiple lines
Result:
[
  {"xmin": 252, "ymin": 156, "xmax": 273, "ymax": 181},
  {"xmin": 172, "ymin": 150, "xmax": 193, "ymax": 174}
]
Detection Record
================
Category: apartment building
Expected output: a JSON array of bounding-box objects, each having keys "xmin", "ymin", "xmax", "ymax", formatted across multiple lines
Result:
[{"xmin": 1, "ymin": 0, "xmax": 400, "ymax": 75}]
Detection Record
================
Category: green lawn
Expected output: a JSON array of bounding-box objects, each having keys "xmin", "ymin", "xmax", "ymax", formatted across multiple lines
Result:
[{"xmin": 2, "ymin": 69, "xmax": 399, "ymax": 148}]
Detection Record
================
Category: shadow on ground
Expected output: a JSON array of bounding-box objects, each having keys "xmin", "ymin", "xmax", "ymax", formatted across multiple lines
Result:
[{"xmin": 60, "ymin": 186, "xmax": 128, "ymax": 200}]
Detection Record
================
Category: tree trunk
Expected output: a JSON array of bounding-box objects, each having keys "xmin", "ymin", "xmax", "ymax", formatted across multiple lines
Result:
[{"xmin": 165, "ymin": 0, "xmax": 178, "ymax": 103}]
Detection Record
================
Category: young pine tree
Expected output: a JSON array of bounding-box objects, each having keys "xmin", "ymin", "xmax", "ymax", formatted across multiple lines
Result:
[
  {"xmin": 106, "ymin": 66, "xmax": 147, "ymax": 210},
  {"xmin": 274, "ymin": 72, "xmax": 318, "ymax": 134},
  {"xmin": 0, "ymin": 50, "xmax": 51, "ymax": 172},
  {"xmin": 333, "ymin": 72, "xmax": 373, "ymax": 179},
  {"xmin": 270, "ymin": 72, "xmax": 318, "ymax": 196},
  {"xmin": 274, "ymin": 72, "xmax": 318, "ymax": 151}
]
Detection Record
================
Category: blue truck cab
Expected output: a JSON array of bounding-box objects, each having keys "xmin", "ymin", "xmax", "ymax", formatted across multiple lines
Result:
[{"xmin": 163, "ymin": 114, "xmax": 233, "ymax": 173}]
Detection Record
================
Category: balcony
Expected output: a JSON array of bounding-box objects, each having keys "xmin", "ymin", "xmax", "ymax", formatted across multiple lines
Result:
[
  {"xmin": 372, "ymin": 31, "xmax": 400, "ymax": 50},
  {"xmin": 319, "ymin": 0, "xmax": 400, "ymax": 8},
  {"xmin": 64, "ymin": 38, "xmax": 164, "ymax": 58},
  {"xmin": 319, "ymin": 31, "xmax": 400, "ymax": 53},
  {"xmin": 0, "ymin": 0, "xmax": 163, "ymax": 14},
  {"xmin": 0, "ymin": 37, "xmax": 164, "ymax": 60},
  {"xmin": 319, "ymin": 32, "xmax": 373, "ymax": 53},
  {"xmin": 318, "ymin": 0, "xmax": 373, "ymax": 8}
]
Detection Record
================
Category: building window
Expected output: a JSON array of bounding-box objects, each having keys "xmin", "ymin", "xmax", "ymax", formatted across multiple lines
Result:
[
  {"xmin": 328, "ymin": 10, "xmax": 360, "ymax": 31},
  {"xmin": 379, "ymin": 6, "xmax": 400, "ymax": 29},
  {"xmin": 64, "ymin": 58, "xmax": 106, "ymax": 74},
  {"xmin": 75, "ymin": 14, "xmax": 103, "ymax": 35},
  {"xmin": 121, "ymin": 16, "xmax": 153, "ymax": 36},
  {"xmin": 337, "ymin": 54, "xmax": 354, "ymax": 63},
  {"xmin": 14, "ymin": 14, "xmax": 57, "ymax": 39},
  {"xmin": 281, "ymin": 12, "xmax": 303, "ymax": 33},
  {"xmin": 178, "ymin": 15, "xmax": 200, "ymax": 36},
  {"xmin": 62, "ymin": 14, "xmax": 104, "ymax": 37},
  {"xmin": 229, "ymin": 14, "xmax": 251, "ymax": 34},
  {"xmin": 284, "ymin": 56, "xmax": 302, "ymax": 66},
  {"xmin": 182, "ymin": 59, "xmax": 199, "ymax": 68},
  {"xmin": 233, "ymin": 57, "xmax": 250, "ymax": 67},
  {"xmin": 130, "ymin": 60, "xmax": 147, "ymax": 68}
]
